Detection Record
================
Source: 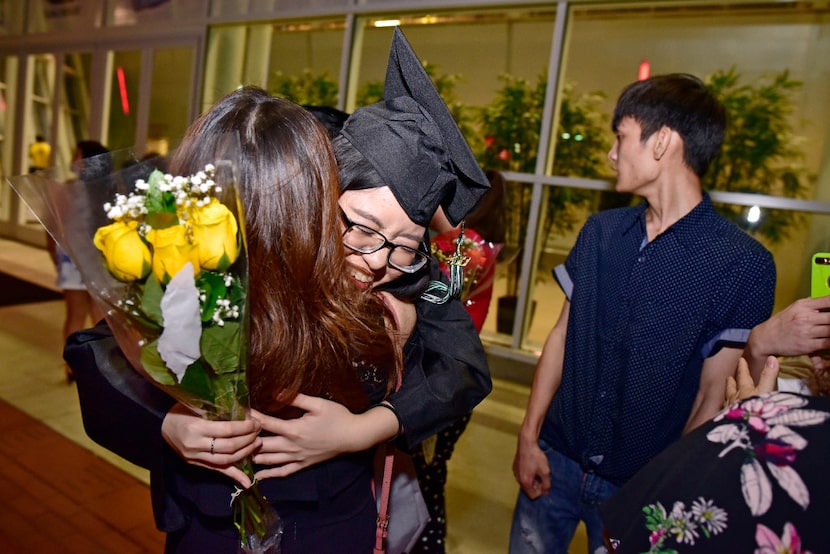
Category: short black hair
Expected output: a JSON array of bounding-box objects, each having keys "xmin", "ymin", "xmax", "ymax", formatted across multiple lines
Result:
[
  {"xmin": 611, "ymin": 73, "xmax": 725, "ymax": 178},
  {"xmin": 304, "ymin": 105, "xmax": 350, "ymax": 139}
]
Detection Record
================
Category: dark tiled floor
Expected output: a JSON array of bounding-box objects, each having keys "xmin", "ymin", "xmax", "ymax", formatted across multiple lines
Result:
[{"xmin": 0, "ymin": 398, "xmax": 165, "ymax": 552}]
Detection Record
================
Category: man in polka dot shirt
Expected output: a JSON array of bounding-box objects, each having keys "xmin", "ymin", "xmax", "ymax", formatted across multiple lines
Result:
[{"xmin": 509, "ymin": 74, "xmax": 776, "ymax": 554}]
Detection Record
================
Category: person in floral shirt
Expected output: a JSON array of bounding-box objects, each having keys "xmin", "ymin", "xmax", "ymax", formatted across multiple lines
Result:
[{"xmin": 601, "ymin": 355, "xmax": 830, "ymax": 553}]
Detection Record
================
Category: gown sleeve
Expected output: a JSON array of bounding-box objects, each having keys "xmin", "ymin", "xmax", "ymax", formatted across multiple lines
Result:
[{"xmin": 388, "ymin": 267, "xmax": 492, "ymax": 450}]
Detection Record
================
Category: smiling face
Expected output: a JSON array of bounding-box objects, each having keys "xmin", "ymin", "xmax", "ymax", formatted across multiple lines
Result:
[
  {"xmin": 608, "ymin": 116, "xmax": 662, "ymax": 195},
  {"xmin": 338, "ymin": 186, "xmax": 427, "ymax": 289}
]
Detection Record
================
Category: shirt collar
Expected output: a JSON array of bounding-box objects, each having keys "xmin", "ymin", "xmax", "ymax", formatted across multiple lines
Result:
[{"xmin": 621, "ymin": 193, "xmax": 716, "ymax": 249}]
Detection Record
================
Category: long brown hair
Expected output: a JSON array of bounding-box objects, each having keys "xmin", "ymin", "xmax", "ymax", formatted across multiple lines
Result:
[{"xmin": 169, "ymin": 86, "xmax": 398, "ymax": 414}]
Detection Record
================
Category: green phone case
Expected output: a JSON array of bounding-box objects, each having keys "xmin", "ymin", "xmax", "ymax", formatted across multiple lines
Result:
[{"xmin": 811, "ymin": 253, "xmax": 830, "ymax": 298}]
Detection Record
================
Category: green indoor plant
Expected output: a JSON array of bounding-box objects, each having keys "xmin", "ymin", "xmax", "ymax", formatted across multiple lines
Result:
[
  {"xmin": 478, "ymin": 74, "xmax": 610, "ymax": 332},
  {"xmin": 704, "ymin": 68, "xmax": 813, "ymax": 243},
  {"xmin": 269, "ymin": 69, "xmax": 339, "ymax": 107}
]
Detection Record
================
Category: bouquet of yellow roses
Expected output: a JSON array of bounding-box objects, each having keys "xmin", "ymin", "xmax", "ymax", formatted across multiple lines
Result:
[{"xmin": 9, "ymin": 150, "xmax": 281, "ymax": 553}]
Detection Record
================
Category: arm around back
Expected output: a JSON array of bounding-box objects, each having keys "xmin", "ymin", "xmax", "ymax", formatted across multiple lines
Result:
[{"xmin": 64, "ymin": 320, "xmax": 175, "ymax": 470}]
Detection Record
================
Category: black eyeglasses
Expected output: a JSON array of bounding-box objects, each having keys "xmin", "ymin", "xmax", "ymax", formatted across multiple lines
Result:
[{"xmin": 339, "ymin": 209, "xmax": 429, "ymax": 273}]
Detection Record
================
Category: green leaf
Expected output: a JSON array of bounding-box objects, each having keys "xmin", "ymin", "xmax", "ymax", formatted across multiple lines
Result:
[
  {"xmin": 180, "ymin": 358, "xmax": 215, "ymax": 404},
  {"xmin": 201, "ymin": 321, "xmax": 242, "ymax": 374},
  {"xmin": 142, "ymin": 273, "xmax": 165, "ymax": 326},
  {"xmin": 197, "ymin": 271, "xmax": 228, "ymax": 323},
  {"xmin": 140, "ymin": 340, "xmax": 178, "ymax": 386}
]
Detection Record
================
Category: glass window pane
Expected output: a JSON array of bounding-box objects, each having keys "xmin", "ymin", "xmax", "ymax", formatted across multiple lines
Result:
[
  {"xmin": 107, "ymin": 50, "xmax": 140, "ymax": 152},
  {"xmin": 267, "ymin": 19, "xmax": 345, "ymax": 106},
  {"xmin": 0, "ymin": 1, "xmax": 25, "ymax": 36},
  {"xmin": 148, "ymin": 46, "xmax": 194, "ymax": 156},
  {"xmin": 30, "ymin": 54, "xmax": 53, "ymax": 142},
  {"xmin": 53, "ymin": 52, "xmax": 93, "ymax": 181}
]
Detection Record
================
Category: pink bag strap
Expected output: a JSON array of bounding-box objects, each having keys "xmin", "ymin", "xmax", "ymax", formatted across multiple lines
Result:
[
  {"xmin": 374, "ymin": 446, "xmax": 396, "ymax": 554},
  {"xmin": 374, "ymin": 290, "xmax": 405, "ymax": 554}
]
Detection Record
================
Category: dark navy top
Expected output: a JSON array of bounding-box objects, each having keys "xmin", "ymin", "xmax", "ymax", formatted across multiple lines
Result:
[{"xmin": 543, "ymin": 194, "xmax": 776, "ymax": 485}]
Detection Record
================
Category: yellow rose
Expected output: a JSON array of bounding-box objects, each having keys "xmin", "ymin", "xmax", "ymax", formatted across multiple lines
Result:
[
  {"xmin": 93, "ymin": 220, "xmax": 151, "ymax": 282},
  {"xmin": 190, "ymin": 198, "xmax": 240, "ymax": 272},
  {"xmin": 145, "ymin": 224, "xmax": 201, "ymax": 283}
]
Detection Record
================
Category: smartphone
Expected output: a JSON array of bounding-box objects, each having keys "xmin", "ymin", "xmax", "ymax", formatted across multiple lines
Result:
[{"xmin": 811, "ymin": 253, "xmax": 830, "ymax": 298}]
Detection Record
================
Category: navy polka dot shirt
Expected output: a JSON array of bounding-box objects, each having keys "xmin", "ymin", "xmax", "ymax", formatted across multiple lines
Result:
[{"xmin": 542, "ymin": 194, "xmax": 776, "ymax": 485}]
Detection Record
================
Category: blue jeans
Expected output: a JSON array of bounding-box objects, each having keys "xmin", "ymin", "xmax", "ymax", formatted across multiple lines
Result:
[{"xmin": 509, "ymin": 440, "xmax": 618, "ymax": 554}]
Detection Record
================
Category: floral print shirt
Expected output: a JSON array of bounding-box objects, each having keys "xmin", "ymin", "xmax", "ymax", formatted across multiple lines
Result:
[{"xmin": 600, "ymin": 392, "xmax": 830, "ymax": 553}]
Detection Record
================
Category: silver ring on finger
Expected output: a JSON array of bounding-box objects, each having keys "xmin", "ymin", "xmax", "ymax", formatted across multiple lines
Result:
[{"xmin": 210, "ymin": 437, "xmax": 216, "ymax": 455}]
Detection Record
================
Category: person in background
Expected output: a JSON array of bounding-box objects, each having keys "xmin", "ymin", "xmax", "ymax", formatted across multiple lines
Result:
[
  {"xmin": 29, "ymin": 134, "xmax": 51, "ymax": 173},
  {"xmin": 510, "ymin": 73, "xmax": 776, "ymax": 554},
  {"xmin": 50, "ymin": 140, "xmax": 109, "ymax": 382},
  {"xmin": 411, "ymin": 168, "xmax": 505, "ymax": 552}
]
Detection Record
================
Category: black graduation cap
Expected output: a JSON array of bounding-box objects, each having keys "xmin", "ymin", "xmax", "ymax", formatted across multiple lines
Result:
[{"xmin": 340, "ymin": 27, "xmax": 489, "ymax": 227}]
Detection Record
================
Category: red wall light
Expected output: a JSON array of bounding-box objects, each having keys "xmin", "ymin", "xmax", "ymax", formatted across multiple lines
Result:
[
  {"xmin": 638, "ymin": 60, "xmax": 651, "ymax": 81},
  {"xmin": 117, "ymin": 66, "xmax": 130, "ymax": 115}
]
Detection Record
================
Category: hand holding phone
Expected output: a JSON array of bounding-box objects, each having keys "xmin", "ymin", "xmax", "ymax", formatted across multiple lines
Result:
[{"xmin": 811, "ymin": 253, "xmax": 830, "ymax": 298}]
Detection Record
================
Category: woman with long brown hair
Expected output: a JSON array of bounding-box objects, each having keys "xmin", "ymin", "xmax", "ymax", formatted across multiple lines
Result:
[{"xmin": 67, "ymin": 86, "xmax": 409, "ymax": 553}]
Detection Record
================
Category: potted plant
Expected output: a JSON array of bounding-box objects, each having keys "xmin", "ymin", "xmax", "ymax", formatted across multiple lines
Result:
[
  {"xmin": 703, "ymin": 68, "xmax": 813, "ymax": 243},
  {"xmin": 269, "ymin": 69, "xmax": 339, "ymax": 106},
  {"xmin": 478, "ymin": 74, "xmax": 610, "ymax": 333}
]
